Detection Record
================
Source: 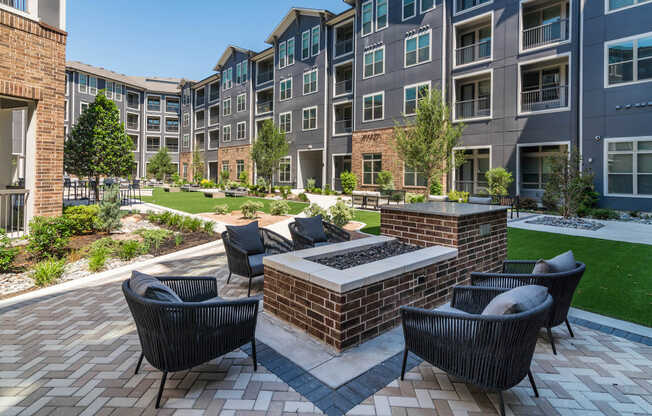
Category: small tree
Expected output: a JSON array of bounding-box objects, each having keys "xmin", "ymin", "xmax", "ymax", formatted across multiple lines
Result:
[
  {"xmin": 485, "ymin": 167, "xmax": 514, "ymax": 197},
  {"xmin": 251, "ymin": 119, "xmax": 288, "ymax": 192},
  {"xmin": 376, "ymin": 170, "xmax": 394, "ymax": 191},
  {"xmin": 147, "ymin": 147, "xmax": 176, "ymax": 182},
  {"xmin": 394, "ymin": 88, "xmax": 465, "ymax": 197},
  {"xmin": 97, "ymin": 185, "xmax": 122, "ymax": 233},
  {"xmin": 340, "ymin": 171, "xmax": 357, "ymax": 194},
  {"xmin": 543, "ymin": 149, "xmax": 594, "ymax": 219},
  {"xmin": 65, "ymin": 91, "xmax": 135, "ymax": 201},
  {"xmin": 192, "ymin": 149, "xmax": 205, "ymax": 184}
]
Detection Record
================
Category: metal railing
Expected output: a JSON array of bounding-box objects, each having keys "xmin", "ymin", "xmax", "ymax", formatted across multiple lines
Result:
[
  {"xmin": 335, "ymin": 79, "xmax": 353, "ymax": 96},
  {"xmin": 166, "ymin": 124, "xmax": 179, "ymax": 132},
  {"xmin": 455, "ymin": 97, "xmax": 491, "ymax": 120},
  {"xmin": 521, "ymin": 84, "xmax": 568, "ymax": 112},
  {"xmin": 257, "ymin": 100, "xmax": 273, "ymax": 114},
  {"xmin": 127, "ymin": 121, "xmax": 139, "ymax": 130},
  {"xmin": 335, "ymin": 119, "xmax": 353, "ymax": 134},
  {"xmin": 166, "ymin": 105, "xmax": 179, "ymax": 114},
  {"xmin": 455, "ymin": 40, "xmax": 491, "ymax": 66},
  {"xmin": 0, "ymin": 189, "xmax": 29, "ymax": 238},
  {"xmin": 335, "ymin": 39, "xmax": 354, "ymax": 56},
  {"xmin": 1, "ymin": 0, "xmax": 27, "ymax": 12},
  {"xmin": 210, "ymin": 114, "xmax": 219, "ymax": 125},
  {"xmin": 195, "ymin": 119, "xmax": 205, "ymax": 129},
  {"xmin": 147, "ymin": 104, "xmax": 161, "ymax": 112},
  {"xmin": 523, "ymin": 18, "xmax": 568, "ymax": 50},
  {"xmin": 257, "ymin": 70, "xmax": 274, "ymax": 84},
  {"xmin": 167, "ymin": 144, "xmax": 179, "ymax": 153},
  {"xmin": 147, "ymin": 123, "xmax": 160, "ymax": 131}
]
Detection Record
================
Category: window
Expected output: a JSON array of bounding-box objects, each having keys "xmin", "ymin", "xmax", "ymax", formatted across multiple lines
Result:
[
  {"xmin": 364, "ymin": 47, "xmax": 385, "ymax": 78},
  {"xmin": 362, "ymin": 1, "xmax": 373, "ymax": 36},
  {"xmin": 105, "ymin": 81, "xmax": 114, "ymax": 99},
  {"xmin": 195, "ymin": 88, "xmax": 205, "ymax": 106},
  {"xmin": 280, "ymin": 78, "xmax": 292, "ymax": 101},
  {"xmin": 166, "ymin": 98, "xmax": 180, "ymax": 113},
  {"xmin": 166, "ymin": 118, "xmax": 179, "ymax": 132},
  {"xmin": 422, "ymin": 0, "xmax": 435, "ymax": 13},
  {"xmin": 209, "ymin": 82, "xmax": 220, "ymax": 101},
  {"xmin": 405, "ymin": 31, "xmax": 431, "ymax": 67},
  {"xmin": 302, "ymin": 31, "xmax": 310, "ymax": 60},
  {"xmin": 241, "ymin": 61, "xmax": 248, "ymax": 84},
  {"xmin": 195, "ymin": 133, "xmax": 205, "ymax": 151},
  {"xmin": 147, "ymin": 96, "xmax": 161, "ymax": 112},
  {"xmin": 302, "ymin": 107, "xmax": 317, "ymax": 131},
  {"xmin": 81, "ymin": 102, "xmax": 89, "ymax": 113},
  {"xmin": 236, "ymin": 62, "xmax": 243, "ymax": 84},
  {"xmin": 303, "ymin": 69, "xmax": 318, "ymax": 95},
  {"xmin": 403, "ymin": 0, "xmax": 416, "ymax": 20},
  {"xmin": 127, "ymin": 113, "xmax": 139, "ymax": 130},
  {"xmin": 287, "ymin": 38, "xmax": 295, "ymax": 66},
  {"xmin": 64, "ymin": 99, "xmax": 68, "ymax": 121},
  {"xmin": 129, "ymin": 134, "xmax": 139, "ymax": 152},
  {"xmin": 456, "ymin": 76, "xmax": 492, "ymax": 120},
  {"xmin": 363, "ymin": 153, "xmax": 382, "ymax": 185},
  {"xmin": 79, "ymin": 73, "xmax": 88, "ymax": 93},
  {"xmin": 237, "ymin": 94, "xmax": 246, "ymax": 112},
  {"xmin": 236, "ymin": 160, "xmax": 245, "ymax": 179},
  {"xmin": 183, "ymin": 163, "xmax": 189, "ymax": 178},
  {"xmin": 607, "ymin": 34, "xmax": 652, "ymax": 86},
  {"xmin": 456, "ymin": 24, "xmax": 492, "ymax": 66},
  {"xmin": 237, "ymin": 122, "xmax": 246, "ymax": 140},
  {"xmin": 183, "ymin": 88, "xmax": 191, "ymax": 105},
  {"xmin": 363, "ymin": 92, "xmax": 384, "ymax": 122},
  {"xmin": 223, "ymin": 68, "xmax": 233, "ymax": 89},
  {"xmin": 223, "ymin": 98, "xmax": 232, "ymax": 116},
  {"xmin": 279, "ymin": 157, "xmax": 291, "ymax": 183},
  {"xmin": 209, "ymin": 129, "xmax": 219, "ymax": 149},
  {"xmin": 209, "ymin": 104, "xmax": 220, "ymax": 126},
  {"xmin": 404, "ymin": 82, "xmax": 430, "ymax": 115},
  {"xmin": 127, "ymin": 92, "xmax": 139, "ymax": 109},
  {"xmin": 147, "ymin": 116, "xmax": 161, "ymax": 132},
  {"xmin": 166, "ymin": 137, "xmax": 179, "ymax": 153},
  {"xmin": 456, "ymin": 0, "xmax": 491, "ymax": 13},
  {"xmin": 223, "ymin": 125, "xmax": 232, "ymax": 142},
  {"xmin": 608, "ymin": 0, "xmax": 651, "ymax": 12},
  {"xmin": 455, "ymin": 148, "xmax": 490, "ymax": 193},
  {"xmin": 222, "ymin": 161, "xmax": 229, "ymax": 173},
  {"xmin": 520, "ymin": 145, "xmax": 567, "ymax": 190},
  {"xmin": 183, "ymin": 113, "xmax": 190, "ymax": 127},
  {"xmin": 377, "ymin": 0, "xmax": 388, "ymax": 30},
  {"xmin": 279, "ymin": 42, "xmax": 287, "ymax": 68},
  {"xmin": 146, "ymin": 136, "xmax": 160, "ymax": 152},
  {"xmin": 115, "ymin": 84, "xmax": 123, "ymax": 101},
  {"xmin": 311, "ymin": 26, "xmax": 320, "ymax": 56},
  {"xmin": 279, "ymin": 112, "xmax": 292, "ymax": 134},
  {"xmin": 521, "ymin": 62, "xmax": 568, "ymax": 113},
  {"xmin": 183, "ymin": 134, "xmax": 190, "ymax": 149},
  {"xmin": 89, "ymin": 77, "xmax": 97, "ymax": 95},
  {"xmin": 606, "ymin": 138, "xmax": 652, "ymax": 196},
  {"xmin": 404, "ymin": 164, "xmax": 427, "ymax": 187},
  {"xmin": 195, "ymin": 110, "xmax": 205, "ymax": 128}
]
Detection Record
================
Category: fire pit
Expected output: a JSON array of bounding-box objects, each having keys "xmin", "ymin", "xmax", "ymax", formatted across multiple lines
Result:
[{"xmin": 306, "ymin": 240, "xmax": 421, "ymax": 270}]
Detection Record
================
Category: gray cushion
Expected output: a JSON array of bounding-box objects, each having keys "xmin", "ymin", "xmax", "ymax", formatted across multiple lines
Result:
[
  {"xmin": 227, "ymin": 221, "xmax": 265, "ymax": 255},
  {"xmin": 248, "ymin": 253, "xmax": 265, "ymax": 276},
  {"xmin": 482, "ymin": 285, "xmax": 548, "ymax": 316},
  {"xmin": 469, "ymin": 196, "xmax": 492, "ymax": 205},
  {"xmin": 543, "ymin": 250, "xmax": 576, "ymax": 273},
  {"xmin": 532, "ymin": 260, "xmax": 551, "ymax": 274},
  {"xmin": 314, "ymin": 241, "xmax": 331, "ymax": 247},
  {"xmin": 295, "ymin": 215, "xmax": 328, "ymax": 243},
  {"xmin": 129, "ymin": 271, "xmax": 182, "ymax": 303},
  {"xmin": 435, "ymin": 302, "xmax": 472, "ymax": 316}
]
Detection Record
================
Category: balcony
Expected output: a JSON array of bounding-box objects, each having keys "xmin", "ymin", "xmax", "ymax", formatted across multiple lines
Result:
[
  {"xmin": 256, "ymin": 89, "xmax": 274, "ymax": 115},
  {"xmin": 335, "ymin": 80, "xmax": 353, "ymax": 96},
  {"xmin": 334, "ymin": 103, "xmax": 353, "ymax": 135},
  {"xmin": 257, "ymin": 101, "xmax": 273, "ymax": 114},
  {"xmin": 335, "ymin": 39, "xmax": 353, "ymax": 57},
  {"xmin": 520, "ymin": 57, "xmax": 569, "ymax": 113},
  {"xmin": 455, "ymin": 97, "xmax": 490, "ymax": 120},
  {"xmin": 257, "ymin": 69, "xmax": 274, "ymax": 85},
  {"xmin": 334, "ymin": 63, "xmax": 353, "ymax": 96},
  {"xmin": 523, "ymin": 18, "xmax": 568, "ymax": 50},
  {"xmin": 456, "ymin": 40, "xmax": 491, "ymax": 66},
  {"xmin": 334, "ymin": 119, "xmax": 353, "ymax": 135},
  {"xmin": 334, "ymin": 22, "xmax": 354, "ymax": 57},
  {"xmin": 127, "ymin": 119, "xmax": 139, "ymax": 130},
  {"xmin": 166, "ymin": 122, "xmax": 179, "ymax": 133},
  {"xmin": 209, "ymin": 107, "xmax": 220, "ymax": 126},
  {"xmin": 257, "ymin": 58, "xmax": 274, "ymax": 85},
  {"xmin": 521, "ymin": 85, "xmax": 568, "ymax": 113}
]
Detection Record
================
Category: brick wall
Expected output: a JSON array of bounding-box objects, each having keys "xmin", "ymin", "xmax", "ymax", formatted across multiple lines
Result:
[
  {"xmin": 0, "ymin": 9, "xmax": 67, "ymax": 218},
  {"xmin": 218, "ymin": 145, "xmax": 253, "ymax": 183},
  {"xmin": 179, "ymin": 152, "xmax": 192, "ymax": 181}
]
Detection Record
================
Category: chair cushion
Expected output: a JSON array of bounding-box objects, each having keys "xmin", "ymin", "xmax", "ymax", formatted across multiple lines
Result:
[
  {"xmin": 315, "ymin": 241, "xmax": 331, "ymax": 247},
  {"xmin": 435, "ymin": 302, "xmax": 472, "ymax": 316},
  {"xmin": 227, "ymin": 222, "xmax": 265, "ymax": 255},
  {"xmin": 468, "ymin": 196, "xmax": 492, "ymax": 205},
  {"xmin": 295, "ymin": 215, "xmax": 328, "ymax": 243},
  {"xmin": 248, "ymin": 253, "xmax": 265, "ymax": 276},
  {"xmin": 129, "ymin": 271, "xmax": 183, "ymax": 303},
  {"xmin": 532, "ymin": 260, "xmax": 551, "ymax": 274},
  {"xmin": 482, "ymin": 285, "xmax": 548, "ymax": 316},
  {"xmin": 543, "ymin": 250, "xmax": 576, "ymax": 273}
]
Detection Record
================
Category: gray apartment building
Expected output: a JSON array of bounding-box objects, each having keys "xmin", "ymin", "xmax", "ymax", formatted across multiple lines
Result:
[{"xmin": 65, "ymin": 0, "xmax": 652, "ymax": 210}]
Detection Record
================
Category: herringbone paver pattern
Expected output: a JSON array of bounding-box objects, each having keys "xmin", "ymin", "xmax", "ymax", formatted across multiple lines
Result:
[{"xmin": 0, "ymin": 247, "xmax": 650, "ymax": 415}]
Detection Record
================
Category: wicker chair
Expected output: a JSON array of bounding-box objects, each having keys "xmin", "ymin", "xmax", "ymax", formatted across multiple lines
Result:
[
  {"xmin": 288, "ymin": 220, "xmax": 350, "ymax": 250},
  {"xmin": 122, "ymin": 276, "xmax": 259, "ymax": 408},
  {"xmin": 222, "ymin": 228, "xmax": 293, "ymax": 297},
  {"xmin": 471, "ymin": 260, "xmax": 586, "ymax": 355},
  {"xmin": 401, "ymin": 286, "xmax": 553, "ymax": 416}
]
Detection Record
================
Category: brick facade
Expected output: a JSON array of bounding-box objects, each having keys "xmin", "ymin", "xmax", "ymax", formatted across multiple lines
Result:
[
  {"xmin": 218, "ymin": 145, "xmax": 253, "ymax": 183},
  {"xmin": 179, "ymin": 152, "xmax": 193, "ymax": 182},
  {"xmin": 1, "ymin": 9, "xmax": 67, "ymax": 218}
]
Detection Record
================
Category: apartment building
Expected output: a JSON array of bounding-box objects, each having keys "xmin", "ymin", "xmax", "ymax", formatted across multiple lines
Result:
[{"xmin": 64, "ymin": 62, "xmax": 183, "ymax": 179}]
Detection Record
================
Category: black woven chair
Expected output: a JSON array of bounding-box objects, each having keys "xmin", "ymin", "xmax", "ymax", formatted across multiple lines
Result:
[
  {"xmin": 222, "ymin": 228, "xmax": 293, "ymax": 297},
  {"xmin": 471, "ymin": 260, "xmax": 586, "ymax": 355},
  {"xmin": 401, "ymin": 286, "xmax": 553, "ymax": 416},
  {"xmin": 288, "ymin": 220, "xmax": 350, "ymax": 250},
  {"xmin": 122, "ymin": 276, "xmax": 259, "ymax": 408}
]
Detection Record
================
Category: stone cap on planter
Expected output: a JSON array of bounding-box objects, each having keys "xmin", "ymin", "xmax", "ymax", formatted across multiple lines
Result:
[{"xmin": 381, "ymin": 201, "xmax": 508, "ymax": 217}]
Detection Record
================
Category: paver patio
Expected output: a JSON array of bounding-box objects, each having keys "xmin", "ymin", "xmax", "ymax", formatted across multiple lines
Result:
[{"xmin": 0, "ymin": 243, "xmax": 651, "ymax": 416}]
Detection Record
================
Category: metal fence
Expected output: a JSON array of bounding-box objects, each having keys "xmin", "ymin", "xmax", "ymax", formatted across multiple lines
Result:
[
  {"xmin": 0, "ymin": 189, "xmax": 28, "ymax": 238},
  {"xmin": 523, "ymin": 19, "xmax": 568, "ymax": 50}
]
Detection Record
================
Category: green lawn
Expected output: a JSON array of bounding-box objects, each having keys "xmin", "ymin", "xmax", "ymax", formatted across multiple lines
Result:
[
  {"xmin": 354, "ymin": 210, "xmax": 381, "ymax": 235},
  {"xmin": 508, "ymin": 228, "xmax": 652, "ymax": 327}
]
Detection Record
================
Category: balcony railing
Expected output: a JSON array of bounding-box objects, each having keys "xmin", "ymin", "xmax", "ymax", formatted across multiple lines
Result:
[
  {"xmin": 521, "ymin": 84, "xmax": 568, "ymax": 112},
  {"xmin": 455, "ymin": 97, "xmax": 491, "ymax": 120},
  {"xmin": 147, "ymin": 123, "xmax": 160, "ymax": 132},
  {"xmin": 455, "ymin": 40, "xmax": 491, "ymax": 66},
  {"xmin": 147, "ymin": 104, "xmax": 161, "ymax": 112},
  {"xmin": 167, "ymin": 143, "xmax": 179, "ymax": 153},
  {"xmin": 196, "ymin": 119, "xmax": 205, "ymax": 129},
  {"xmin": 335, "ymin": 119, "xmax": 353, "ymax": 134},
  {"xmin": 523, "ymin": 18, "xmax": 568, "ymax": 50},
  {"xmin": 335, "ymin": 39, "xmax": 354, "ymax": 56},
  {"xmin": 257, "ymin": 70, "xmax": 274, "ymax": 85},
  {"xmin": 257, "ymin": 100, "xmax": 273, "ymax": 114},
  {"xmin": 0, "ymin": 189, "xmax": 28, "ymax": 238},
  {"xmin": 210, "ymin": 113, "xmax": 219, "ymax": 125},
  {"xmin": 1, "ymin": 0, "xmax": 27, "ymax": 12},
  {"xmin": 166, "ymin": 105, "xmax": 179, "ymax": 114},
  {"xmin": 166, "ymin": 124, "xmax": 179, "ymax": 132},
  {"xmin": 335, "ymin": 79, "xmax": 353, "ymax": 96},
  {"xmin": 127, "ymin": 121, "xmax": 139, "ymax": 130}
]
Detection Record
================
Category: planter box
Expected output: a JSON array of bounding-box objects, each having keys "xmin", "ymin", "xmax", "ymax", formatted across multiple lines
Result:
[
  {"xmin": 428, "ymin": 195, "xmax": 448, "ymax": 202},
  {"xmin": 164, "ymin": 187, "xmax": 181, "ymax": 193},
  {"xmin": 203, "ymin": 190, "xmax": 225, "ymax": 199}
]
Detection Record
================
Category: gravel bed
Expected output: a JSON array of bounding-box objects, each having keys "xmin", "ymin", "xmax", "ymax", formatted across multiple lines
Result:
[
  {"xmin": 525, "ymin": 216, "xmax": 605, "ymax": 231},
  {"xmin": 616, "ymin": 213, "xmax": 652, "ymax": 224},
  {"xmin": 307, "ymin": 241, "xmax": 420, "ymax": 270}
]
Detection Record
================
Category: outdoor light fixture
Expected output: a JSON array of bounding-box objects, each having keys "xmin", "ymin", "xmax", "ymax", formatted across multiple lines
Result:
[{"xmin": 595, "ymin": 136, "xmax": 601, "ymax": 142}]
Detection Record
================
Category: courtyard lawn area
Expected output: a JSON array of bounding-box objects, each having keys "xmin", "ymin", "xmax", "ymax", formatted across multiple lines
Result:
[
  {"xmin": 354, "ymin": 209, "xmax": 381, "ymax": 235},
  {"xmin": 508, "ymin": 228, "xmax": 652, "ymax": 327}
]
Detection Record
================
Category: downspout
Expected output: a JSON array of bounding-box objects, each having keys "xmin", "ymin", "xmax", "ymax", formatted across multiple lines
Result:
[
  {"xmin": 323, "ymin": 15, "xmax": 329, "ymax": 188},
  {"xmin": 249, "ymin": 54, "xmax": 255, "ymax": 184},
  {"xmin": 578, "ymin": 0, "xmax": 584, "ymax": 161}
]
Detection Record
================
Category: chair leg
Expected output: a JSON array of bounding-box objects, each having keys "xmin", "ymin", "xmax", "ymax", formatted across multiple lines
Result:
[
  {"xmin": 155, "ymin": 371, "xmax": 167, "ymax": 409},
  {"xmin": 547, "ymin": 326, "xmax": 557, "ymax": 355},
  {"xmin": 251, "ymin": 339, "xmax": 257, "ymax": 372},
  {"xmin": 227, "ymin": 272, "xmax": 232, "ymax": 284},
  {"xmin": 565, "ymin": 319, "xmax": 575, "ymax": 338},
  {"xmin": 134, "ymin": 352, "xmax": 144, "ymax": 375},
  {"xmin": 498, "ymin": 391, "xmax": 505, "ymax": 416},
  {"xmin": 400, "ymin": 349, "xmax": 408, "ymax": 381},
  {"xmin": 248, "ymin": 278, "xmax": 252, "ymax": 297},
  {"xmin": 527, "ymin": 371, "xmax": 539, "ymax": 398}
]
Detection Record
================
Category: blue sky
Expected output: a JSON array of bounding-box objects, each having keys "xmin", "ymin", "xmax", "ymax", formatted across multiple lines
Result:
[{"xmin": 66, "ymin": 1, "xmax": 350, "ymax": 82}]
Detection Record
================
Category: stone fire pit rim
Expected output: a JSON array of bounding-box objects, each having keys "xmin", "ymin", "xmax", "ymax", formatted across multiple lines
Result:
[{"xmin": 380, "ymin": 201, "xmax": 508, "ymax": 217}]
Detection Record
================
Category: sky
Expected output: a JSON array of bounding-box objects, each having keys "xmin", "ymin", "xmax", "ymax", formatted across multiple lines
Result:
[{"xmin": 66, "ymin": 0, "xmax": 350, "ymax": 82}]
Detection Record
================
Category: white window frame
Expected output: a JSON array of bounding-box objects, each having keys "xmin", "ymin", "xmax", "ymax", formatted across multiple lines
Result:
[
  {"xmin": 311, "ymin": 26, "xmax": 321, "ymax": 57},
  {"xmin": 223, "ymin": 125, "xmax": 232, "ymax": 142},
  {"xmin": 114, "ymin": 84, "xmax": 123, "ymax": 102},
  {"xmin": 301, "ymin": 30, "xmax": 311, "ymax": 60},
  {"xmin": 195, "ymin": 88, "xmax": 205, "ymax": 107},
  {"xmin": 195, "ymin": 110, "xmax": 205, "ymax": 129},
  {"xmin": 209, "ymin": 81, "xmax": 220, "ymax": 102},
  {"xmin": 376, "ymin": 0, "xmax": 389, "ymax": 31},
  {"xmin": 223, "ymin": 68, "xmax": 233, "ymax": 90},
  {"xmin": 183, "ymin": 134, "xmax": 190, "ymax": 149},
  {"xmin": 280, "ymin": 78, "xmax": 293, "ymax": 101},
  {"xmin": 404, "ymin": 29, "xmax": 432, "ymax": 68},
  {"xmin": 208, "ymin": 103, "xmax": 220, "ymax": 127},
  {"xmin": 146, "ymin": 94, "xmax": 162, "ymax": 113},
  {"xmin": 452, "ymin": 68, "xmax": 493, "ymax": 122},
  {"xmin": 236, "ymin": 121, "xmax": 247, "ymax": 140},
  {"xmin": 421, "ymin": 0, "xmax": 436, "ymax": 13},
  {"xmin": 333, "ymin": 19, "xmax": 355, "ymax": 58},
  {"xmin": 278, "ymin": 156, "xmax": 292, "ymax": 183},
  {"xmin": 287, "ymin": 37, "xmax": 296, "ymax": 66},
  {"xmin": 146, "ymin": 116, "xmax": 161, "ymax": 133},
  {"xmin": 165, "ymin": 97, "xmax": 180, "ymax": 114},
  {"xmin": 454, "ymin": 0, "xmax": 493, "ymax": 16},
  {"xmin": 603, "ymin": 137, "xmax": 652, "ymax": 198},
  {"xmin": 127, "ymin": 91, "xmax": 140, "ymax": 110},
  {"xmin": 146, "ymin": 136, "xmax": 161, "ymax": 153},
  {"xmin": 80, "ymin": 101, "xmax": 89, "ymax": 114},
  {"xmin": 361, "ymin": 0, "xmax": 374, "ymax": 37},
  {"xmin": 129, "ymin": 134, "xmax": 139, "ymax": 152},
  {"xmin": 64, "ymin": 99, "xmax": 68, "ymax": 121},
  {"xmin": 515, "ymin": 141, "xmax": 570, "ymax": 195},
  {"xmin": 105, "ymin": 80, "xmax": 114, "ymax": 100},
  {"xmin": 604, "ymin": 30, "xmax": 652, "ymax": 88},
  {"xmin": 517, "ymin": 52, "xmax": 571, "ymax": 115},
  {"xmin": 402, "ymin": 0, "xmax": 417, "ymax": 21},
  {"xmin": 403, "ymin": 81, "xmax": 431, "ymax": 116},
  {"xmin": 78, "ymin": 73, "xmax": 88, "ymax": 94},
  {"xmin": 165, "ymin": 136, "xmax": 179, "ymax": 153},
  {"xmin": 332, "ymin": 100, "xmax": 353, "ymax": 137},
  {"xmin": 303, "ymin": 69, "xmax": 319, "ymax": 95},
  {"xmin": 361, "ymin": 91, "xmax": 385, "ymax": 123},
  {"xmin": 279, "ymin": 112, "xmax": 292, "ymax": 134},
  {"xmin": 363, "ymin": 45, "xmax": 386, "ymax": 79},
  {"xmin": 518, "ymin": 0, "xmax": 572, "ymax": 54},
  {"xmin": 451, "ymin": 145, "xmax": 492, "ymax": 192},
  {"xmin": 605, "ymin": 0, "xmax": 652, "ymax": 14},
  {"xmin": 223, "ymin": 97, "xmax": 232, "ymax": 116},
  {"xmin": 165, "ymin": 117, "xmax": 179, "ymax": 134},
  {"xmin": 208, "ymin": 127, "xmax": 220, "ymax": 150},
  {"xmin": 89, "ymin": 76, "xmax": 97, "ymax": 95},
  {"xmin": 237, "ymin": 93, "xmax": 247, "ymax": 112},
  {"xmin": 236, "ymin": 62, "xmax": 243, "ymax": 85},
  {"xmin": 279, "ymin": 41, "xmax": 287, "ymax": 69},
  {"xmin": 195, "ymin": 132, "xmax": 205, "ymax": 151},
  {"xmin": 66, "ymin": 73, "xmax": 70, "ymax": 96},
  {"xmin": 453, "ymin": 11, "xmax": 494, "ymax": 69},
  {"xmin": 183, "ymin": 112, "xmax": 190, "ymax": 127},
  {"xmin": 302, "ymin": 106, "xmax": 318, "ymax": 131},
  {"xmin": 127, "ymin": 112, "xmax": 140, "ymax": 131}
]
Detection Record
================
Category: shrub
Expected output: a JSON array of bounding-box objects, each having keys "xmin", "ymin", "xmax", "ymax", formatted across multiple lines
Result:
[
  {"xmin": 219, "ymin": 170, "xmax": 230, "ymax": 184},
  {"xmin": 376, "ymin": 170, "xmax": 394, "ymax": 191},
  {"xmin": 485, "ymin": 168, "xmax": 514, "ymax": 197},
  {"xmin": 340, "ymin": 171, "xmax": 357, "ymax": 195},
  {"xmin": 256, "ymin": 177, "xmax": 268, "ymax": 193},
  {"xmin": 63, "ymin": 205, "xmax": 99, "ymax": 235},
  {"xmin": 543, "ymin": 149, "xmax": 595, "ymax": 219},
  {"xmin": 174, "ymin": 233, "xmax": 184, "ymax": 247},
  {"xmin": 88, "ymin": 246, "xmax": 110, "ymax": 272},
  {"xmin": 32, "ymin": 258, "xmax": 66, "ymax": 286},
  {"xmin": 312, "ymin": 188, "xmax": 322, "ymax": 195},
  {"xmin": 589, "ymin": 208, "xmax": 619, "ymax": 220},
  {"xmin": 324, "ymin": 184, "xmax": 332, "ymax": 196},
  {"xmin": 89, "ymin": 237, "xmax": 117, "ymax": 254},
  {"xmin": 280, "ymin": 186, "xmax": 291, "ymax": 200},
  {"xmin": 270, "ymin": 200, "xmax": 290, "ymax": 216},
  {"xmin": 448, "ymin": 190, "xmax": 470, "ymax": 203},
  {"xmin": 406, "ymin": 193, "xmax": 425, "ymax": 203},
  {"xmin": 577, "ymin": 176, "xmax": 600, "ymax": 217},
  {"xmin": 518, "ymin": 197, "xmax": 539, "ymax": 211},
  {"xmin": 241, "ymin": 201, "xmax": 264, "ymax": 219},
  {"xmin": 303, "ymin": 203, "xmax": 329, "ymax": 220},
  {"xmin": 430, "ymin": 176, "xmax": 443, "ymax": 196},
  {"xmin": 228, "ymin": 181, "xmax": 241, "ymax": 190},
  {"xmin": 200, "ymin": 179, "xmax": 216, "ymax": 189},
  {"xmin": 181, "ymin": 217, "xmax": 203, "ymax": 233},
  {"xmin": 137, "ymin": 229, "xmax": 172, "ymax": 255},
  {"xmin": 202, "ymin": 221, "xmax": 214, "ymax": 234},
  {"xmin": 166, "ymin": 213, "xmax": 183, "ymax": 230},
  {"xmin": 306, "ymin": 178, "xmax": 317, "ymax": 191},
  {"xmin": 97, "ymin": 185, "xmax": 122, "ymax": 233},
  {"xmin": 328, "ymin": 200, "xmax": 354, "ymax": 227},
  {"xmin": 0, "ymin": 229, "xmax": 18, "ymax": 273},
  {"xmin": 27, "ymin": 216, "xmax": 71, "ymax": 260},
  {"xmin": 298, "ymin": 193, "xmax": 309, "ymax": 203},
  {"xmin": 117, "ymin": 240, "xmax": 143, "ymax": 261},
  {"xmin": 239, "ymin": 170, "xmax": 249, "ymax": 185},
  {"xmin": 214, "ymin": 204, "xmax": 230, "ymax": 215}
]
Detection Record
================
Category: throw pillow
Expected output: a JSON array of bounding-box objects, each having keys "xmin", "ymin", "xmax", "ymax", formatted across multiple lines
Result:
[
  {"xmin": 295, "ymin": 215, "xmax": 328, "ymax": 243},
  {"xmin": 532, "ymin": 259, "xmax": 551, "ymax": 274},
  {"xmin": 226, "ymin": 221, "xmax": 265, "ymax": 255},
  {"xmin": 482, "ymin": 285, "xmax": 548, "ymax": 316},
  {"xmin": 130, "ymin": 271, "xmax": 183, "ymax": 303},
  {"xmin": 468, "ymin": 196, "xmax": 492, "ymax": 205},
  {"xmin": 544, "ymin": 250, "xmax": 576, "ymax": 273}
]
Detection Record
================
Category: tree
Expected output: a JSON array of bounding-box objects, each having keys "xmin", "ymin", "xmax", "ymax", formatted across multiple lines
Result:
[
  {"xmin": 393, "ymin": 88, "xmax": 465, "ymax": 197},
  {"xmin": 97, "ymin": 185, "xmax": 122, "ymax": 233},
  {"xmin": 147, "ymin": 147, "xmax": 175, "ymax": 182},
  {"xmin": 251, "ymin": 119, "xmax": 288, "ymax": 191},
  {"xmin": 485, "ymin": 167, "xmax": 514, "ymax": 197},
  {"xmin": 65, "ymin": 91, "xmax": 135, "ymax": 201},
  {"xmin": 192, "ymin": 149, "xmax": 205, "ymax": 184},
  {"xmin": 543, "ymin": 149, "xmax": 595, "ymax": 219}
]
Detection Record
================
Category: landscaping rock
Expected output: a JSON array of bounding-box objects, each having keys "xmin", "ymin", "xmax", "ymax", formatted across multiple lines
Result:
[{"xmin": 526, "ymin": 216, "xmax": 605, "ymax": 231}]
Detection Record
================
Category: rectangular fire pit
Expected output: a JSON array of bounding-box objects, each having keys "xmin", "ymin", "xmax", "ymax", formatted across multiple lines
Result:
[{"xmin": 263, "ymin": 236, "xmax": 458, "ymax": 351}]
